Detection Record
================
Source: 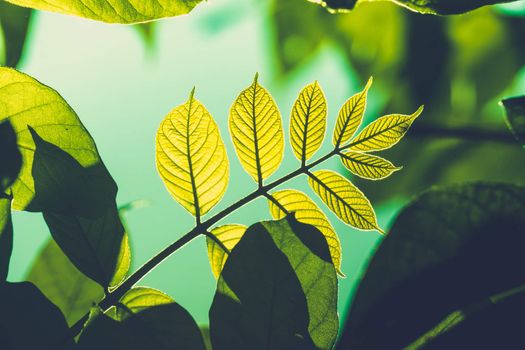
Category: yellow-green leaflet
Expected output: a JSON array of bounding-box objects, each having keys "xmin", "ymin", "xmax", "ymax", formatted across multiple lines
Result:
[
  {"xmin": 229, "ymin": 74, "xmax": 284, "ymax": 184},
  {"xmin": 308, "ymin": 170, "xmax": 383, "ymax": 233},
  {"xmin": 349, "ymin": 106, "xmax": 424, "ymax": 152},
  {"xmin": 206, "ymin": 224, "xmax": 247, "ymax": 279},
  {"xmin": 290, "ymin": 81, "xmax": 327, "ymax": 162},
  {"xmin": 340, "ymin": 151, "xmax": 401, "ymax": 180},
  {"xmin": 333, "ymin": 77, "xmax": 372, "ymax": 148},
  {"xmin": 118, "ymin": 287, "xmax": 174, "ymax": 315},
  {"xmin": 267, "ymin": 189, "xmax": 343, "ymax": 275},
  {"xmin": 156, "ymin": 90, "xmax": 229, "ymax": 217},
  {"xmin": 5, "ymin": 0, "xmax": 201, "ymax": 24}
]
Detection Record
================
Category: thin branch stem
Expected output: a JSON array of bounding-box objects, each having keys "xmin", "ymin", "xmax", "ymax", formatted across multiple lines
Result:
[
  {"xmin": 263, "ymin": 192, "xmax": 290, "ymax": 215},
  {"xmin": 204, "ymin": 230, "xmax": 231, "ymax": 254},
  {"xmin": 70, "ymin": 147, "xmax": 339, "ymax": 337}
]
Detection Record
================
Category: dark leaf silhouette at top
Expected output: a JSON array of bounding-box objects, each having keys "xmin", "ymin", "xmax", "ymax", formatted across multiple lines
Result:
[
  {"xmin": 315, "ymin": 0, "xmax": 517, "ymax": 15},
  {"xmin": 502, "ymin": 96, "xmax": 525, "ymax": 147},
  {"xmin": 0, "ymin": 2, "xmax": 31, "ymax": 67},
  {"xmin": 209, "ymin": 216, "xmax": 338, "ymax": 350},
  {"xmin": 0, "ymin": 121, "xmax": 22, "ymax": 193},
  {"xmin": 338, "ymin": 182, "xmax": 525, "ymax": 349},
  {"xmin": 30, "ymin": 128, "xmax": 130, "ymax": 288},
  {"xmin": 0, "ymin": 282, "xmax": 75, "ymax": 349}
]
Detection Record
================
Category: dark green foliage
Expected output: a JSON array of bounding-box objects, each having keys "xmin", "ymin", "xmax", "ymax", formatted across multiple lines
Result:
[
  {"xmin": 210, "ymin": 216, "xmax": 338, "ymax": 350},
  {"xmin": 339, "ymin": 182, "xmax": 525, "ymax": 349},
  {"xmin": 502, "ymin": 96, "xmax": 525, "ymax": 146},
  {"xmin": 0, "ymin": 196, "xmax": 13, "ymax": 282},
  {"xmin": 0, "ymin": 121, "xmax": 21, "ymax": 193},
  {"xmin": 0, "ymin": 2, "xmax": 31, "ymax": 67},
  {"xmin": 0, "ymin": 282, "xmax": 75, "ymax": 349},
  {"xmin": 78, "ymin": 304, "xmax": 206, "ymax": 350}
]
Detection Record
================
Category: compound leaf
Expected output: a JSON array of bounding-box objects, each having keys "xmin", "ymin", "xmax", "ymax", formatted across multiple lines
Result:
[
  {"xmin": 340, "ymin": 151, "xmax": 401, "ymax": 180},
  {"xmin": 348, "ymin": 105, "xmax": 424, "ymax": 152},
  {"xmin": 501, "ymin": 96, "xmax": 525, "ymax": 147},
  {"xmin": 229, "ymin": 74, "xmax": 284, "ymax": 184},
  {"xmin": 5, "ymin": 0, "xmax": 202, "ymax": 24},
  {"xmin": 209, "ymin": 217, "xmax": 338, "ymax": 350},
  {"xmin": 79, "ymin": 287, "xmax": 206, "ymax": 350},
  {"xmin": 290, "ymin": 81, "xmax": 327, "ymax": 162},
  {"xmin": 206, "ymin": 224, "xmax": 247, "ymax": 279},
  {"xmin": 0, "ymin": 196, "xmax": 13, "ymax": 282},
  {"xmin": 308, "ymin": 170, "xmax": 382, "ymax": 233},
  {"xmin": 333, "ymin": 77, "xmax": 372, "ymax": 148},
  {"xmin": 26, "ymin": 238, "xmax": 104, "ymax": 326},
  {"xmin": 156, "ymin": 89, "xmax": 229, "ymax": 217},
  {"xmin": 267, "ymin": 189, "xmax": 343, "ymax": 275}
]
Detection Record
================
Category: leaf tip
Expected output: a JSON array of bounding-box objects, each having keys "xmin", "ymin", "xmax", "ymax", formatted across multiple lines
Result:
[
  {"xmin": 413, "ymin": 105, "xmax": 424, "ymax": 119},
  {"xmin": 189, "ymin": 86, "xmax": 196, "ymax": 100},
  {"xmin": 253, "ymin": 72, "xmax": 259, "ymax": 84}
]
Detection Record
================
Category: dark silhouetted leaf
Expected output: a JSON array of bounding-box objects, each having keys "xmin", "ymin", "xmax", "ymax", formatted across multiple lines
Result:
[
  {"xmin": 502, "ymin": 95, "xmax": 525, "ymax": 147},
  {"xmin": 26, "ymin": 238, "xmax": 104, "ymax": 326},
  {"xmin": 209, "ymin": 216, "xmax": 338, "ymax": 350},
  {"xmin": 315, "ymin": 0, "xmax": 517, "ymax": 15},
  {"xmin": 0, "ymin": 282, "xmax": 75, "ymax": 349},
  {"xmin": 78, "ymin": 287, "xmax": 206, "ymax": 350},
  {"xmin": 339, "ymin": 182, "xmax": 525, "ymax": 349},
  {"xmin": 0, "ymin": 2, "xmax": 31, "ymax": 67},
  {"xmin": 0, "ymin": 121, "xmax": 22, "ymax": 193},
  {"xmin": 0, "ymin": 195, "xmax": 13, "ymax": 282}
]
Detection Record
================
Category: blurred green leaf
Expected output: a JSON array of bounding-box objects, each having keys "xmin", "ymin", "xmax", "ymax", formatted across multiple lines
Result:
[
  {"xmin": 5, "ymin": 0, "xmax": 202, "ymax": 24},
  {"xmin": 26, "ymin": 238, "xmax": 104, "ymax": 326},
  {"xmin": 339, "ymin": 182, "xmax": 525, "ymax": 349},
  {"xmin": 209, "ymin": 216, "xmax": 338, "ymax": 350},
  {"xmin": 0, "ymin": 121, "xmax": 21, "ymax": 193},
  {"xmin": 315, "ymin": 0, "xmax": 517, "ymax": 15},
  {"xmin": 0, "ymin": 282, "xmax": 75, "ymax": 349},
  {"xmin": 501, "ymin": 95, "xmax": 525, "ymax": 146},
  {"xmin": 78, "ymin": 287, "xmax": 206, "ymax": 350},
  {"xmin": 0, "ymin": 2, "xmax": 31, "ymax": 67},
  {"xmin": 0, "ymin": 195, "xmax": 12, "ymax": 282}
]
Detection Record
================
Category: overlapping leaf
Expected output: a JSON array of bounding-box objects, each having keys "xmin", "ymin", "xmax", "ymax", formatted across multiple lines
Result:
[
  {"xmin": 501, "ymin": 96, "xmax": 525, "ymax": 147},
  {"xmin": 26, "ymin": 238, "xmax": 104, "ymax": 325},
  {"xmin": 206, "ymin": 224, "xmax": 246, "ymax": 279},
  {"xmin": 156, "ymin": 90, "xmax": 229, "ymax": 217},
  {"xmin": 267, "ymin": 189, "xmax": 343, "ymax": 274},
  {"xmin": 0, "ymin": 2, "xmax": 31, "ymax": 67},
  {"xmin": 0, "ymin": 196, "xmax": 13, "ymax": 281},
  {"xmin": 0, "ymin": 121, "xmax": 21, "ymax": 193},
  {"xmin": 347, "ymin": 105, "xmax": 424, "ymax": 152},
  {"xmin": 290, "ymin": 81, "xmax": 327, "ymax": 162},
  {"xmin": 308, "ymin": 170, "xmax": 382, "ymax": 232},
  {"xmin": 333, "ymin": 77, "xmax": 372, "ymax": 148},
  {"xmin": 229, "ymin": 74, "xmax": 284, "ymax": 184},
  {"xmin": 79, "ymin": 287, "xmax": 206, "ymax": 350},
  {"xmin": 340, "ymin": 151, "xmax": 401, "ymax": 180},
  {"xmin": 5, "ymin": 0, "xmax": 202, "ymax": 24}
]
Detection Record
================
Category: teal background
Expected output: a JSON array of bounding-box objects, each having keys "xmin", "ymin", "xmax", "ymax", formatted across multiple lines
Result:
[{"xmin": 6, "ymin": 0, "xmax": 525, "ymax": 328}]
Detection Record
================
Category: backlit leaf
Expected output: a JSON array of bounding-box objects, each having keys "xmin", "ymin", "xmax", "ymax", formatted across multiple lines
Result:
[
  {"xmin": 348, "ymin": 105, "xmax": 424, "ymax": 152},
  {"xmin": 308, "ymin": 170, "xmax": 382, "ymax": 232},
  {"xmin": 156, "ymin": 89, "xmax": 229, "ymax": 217},
  {"xmin": 501, "ymin": 96, "xmax": 525, "ymax": 147},
  {"xmin": 5, "ymin": 0, "xmax": 202, "ymax": 24},
  {"xmin": 206, "ymin": 224, "xmax": 246, "ymax": 279},
  {"xmin": 290, "ymin": 81, "xmax": 327, "ymax": 162},
  {"xmin": 0, "ymin": 2, "xmax": 31, "ymax": 67},
  {"xmin": 333, "ymin": 77, "xmax": 372, "ymax": 148},
  {"xmin": 79, "ymin": 288, "xmax": 206, "ymax": 350},
  {"xmin": 0, "ymin": 196, "xmax": 13, "ymax": 281},
  {"xmin": 340, "ymin": 150, "xmax": 401, "ymax": 180},
  {"xmin": 314, "ymin": 0, "xmax": 516, "ymax": 15},
  {"xmin": 229, "ymin": 74, "xmax": 284, "ymax": 184},
  {"xmin": 209, "ymin": 217, "xmax": 338, "ymax": 350},
  {"xmin": 26, "ymin": 238, "xmax": 104, "ymax": 326},
  {"xmin": 0, "ymin": 121, "xmax": 21, "ymax": 193},
  {"xmin": 0, "ymin": 282, "xmax": 75, "ymax": 349},
  {"xmin": 267, "ymin": 189, "xmax": 343, "ymax": 275}
]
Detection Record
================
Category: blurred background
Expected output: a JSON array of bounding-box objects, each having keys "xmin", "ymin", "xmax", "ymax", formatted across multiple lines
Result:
[{"xmin": 3, "ymin": 0, "xmax": 525, "ymax": 328}]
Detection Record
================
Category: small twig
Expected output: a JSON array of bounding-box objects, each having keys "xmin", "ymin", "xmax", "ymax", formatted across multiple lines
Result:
[{"xmin": 408, "ymin": 124, "xmax": 515, "ymax": 145}]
